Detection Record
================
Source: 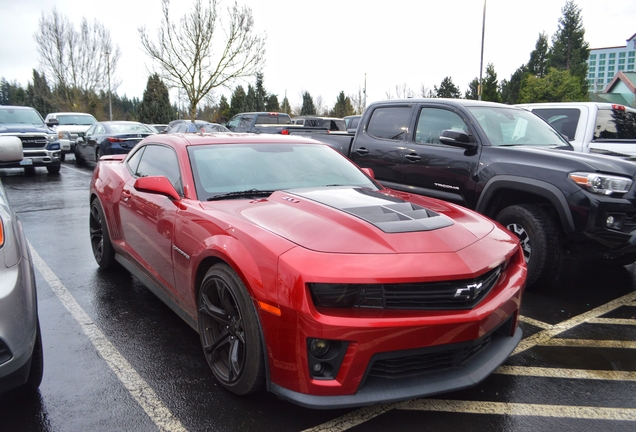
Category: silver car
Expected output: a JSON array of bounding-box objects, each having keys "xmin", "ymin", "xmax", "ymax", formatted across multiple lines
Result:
[{"xmin": 0, "ymin": 136, "xmax": 43, "ymax": 395}]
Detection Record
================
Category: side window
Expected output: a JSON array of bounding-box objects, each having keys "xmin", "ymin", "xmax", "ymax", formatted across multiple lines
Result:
[
  {"xmin": 126, "ymin": 146, "xmax": 145, "ymax": 175},
  {"xmin": 415, "ymin": 108, "xmax": 468, "ymax": 144},
  {"xmin": 239, "ymin": 115, "xmax": 255, "ymax": 129},
  {"xmin": 226, "ymin": 116, "xmax": 241, "ymax": 130},
  {"xmin": 135, "ymin": 145, "xmax": 183, "ymax": 195},
  {"xmin": 531, "ymin": 108, "xmax": 581, "ymax": 140},
  {"xmin": 366, "ymin": 107, "xmax": 411, "ymax": 140}
]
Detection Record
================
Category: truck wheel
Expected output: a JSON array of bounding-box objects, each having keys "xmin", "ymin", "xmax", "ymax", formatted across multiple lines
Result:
[
  {"xmin": 496, "ymin": 204, "xmax": 563, "ymax": 288},
  {"xmin": 60, "ymin": 153, "xmax": 66, "ymax": 162}
]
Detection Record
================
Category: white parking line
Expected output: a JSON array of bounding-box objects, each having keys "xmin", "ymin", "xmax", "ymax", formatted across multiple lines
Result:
[
  {"xmin": 61, "ymin": 164, "xmax": 93, "ymax": 176},
  {"xmin": 399, "ymin": 399, "xmax": 636, "ymax": 421},
  {"xmin": 29, "ymin": 244, "xmax": 187, "ymax": 432}
]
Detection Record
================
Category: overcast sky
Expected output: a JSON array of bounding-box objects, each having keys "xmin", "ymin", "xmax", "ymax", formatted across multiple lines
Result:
[{"xmin": 0, "ymin": 0, "xmax": 635, "ymax": 110}]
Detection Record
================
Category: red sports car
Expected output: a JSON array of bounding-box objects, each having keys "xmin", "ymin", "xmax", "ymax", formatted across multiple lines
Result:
[{"xmin": 89, "ymin": 133, "xmax": 526, "ymax": 409}]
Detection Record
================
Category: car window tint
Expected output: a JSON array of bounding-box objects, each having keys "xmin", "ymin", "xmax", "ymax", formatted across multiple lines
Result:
[
  {"xmin": 531, "ymin": 108, "xmax": 581, "ymax": 140},
  {"xmin": 415, "ymin": 108, "xmax": 468, "ymax": 144},
  {"xmin": 367, "ymin": 107, "xmax": 411, "ymax": 140},
  {"xmin": 126, "ymin": 146, "xmax": 145, "ymax": 175},
  {"xmin": 136, "ymin": 145, "xmax": 183, "ymax": 195},
  {"xmin": 594, "ymin": 108, "xmax": 636, "ymax": 140}
]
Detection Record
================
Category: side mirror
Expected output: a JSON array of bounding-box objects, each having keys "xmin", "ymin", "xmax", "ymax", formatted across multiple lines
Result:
[
  {"xmin": 134, "ymin": 176, "xmax": 181, "ymax": 200},
  {"xmin": 0, "ymin": 136, "xmax": 23, "ymax": 162},
  {"xmin": 361, "ymin": 167, "xmax": 375, "ymax": 179},
  {"xmin": 76, "ymin": 136, "xmax": 85, "ymax": 144},
  {"xmin": 46, "ymin": 118, "xmax": 59, "ymax": 128},
  {"xmin": 439, "ymin": 129, "xmax": 477, "ymax": 150}
]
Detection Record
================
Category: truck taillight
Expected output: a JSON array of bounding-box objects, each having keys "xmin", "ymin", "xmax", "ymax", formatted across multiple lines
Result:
[
  {"xmin": 612, "ymin": 104, "xmax": 626, "ymax": 111},
  {"xmin": 281, "ymin": 129, "xmax": 289, "ymax": 135}
]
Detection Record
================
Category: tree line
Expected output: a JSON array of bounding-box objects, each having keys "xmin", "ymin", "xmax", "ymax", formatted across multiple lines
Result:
[{"xmin": 1, "ymin": 0, "xmax": 590, "ymax": 124}]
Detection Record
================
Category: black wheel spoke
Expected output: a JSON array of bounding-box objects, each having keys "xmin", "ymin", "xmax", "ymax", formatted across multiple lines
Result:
[
  {"xmin": 228, "ymin": 337, "xmax": 242, "ymax": 381},
  {"xmin": 217, "ymin": 281, "xmax": 239, "ymax": 318},
  {"xmin": 199, "ymin": 293, "xmax": 230, "ymax": 326},
  {"xmin": 203, "ymin": 329, "xmax": 231, "ymax": 357}
]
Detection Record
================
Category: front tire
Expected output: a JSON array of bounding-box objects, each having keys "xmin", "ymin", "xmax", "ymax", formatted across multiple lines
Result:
[
  {"xmin": 198, "ymin": 264, "xmax": 264, "ymax": 395},
  {"xmin": 47, "ymin": 164, "xmax": 61, "ymax": 174},
  {"xmin": 496, "ymin": 204, "xmax": 563, "ymax": 288},
  {"xmin": 89, "ymin": 199, "xmax": 116, "ymax": 269},
  {"xmin": 75, "ymin": 148, "xmax": 85, "ymax": 166}
]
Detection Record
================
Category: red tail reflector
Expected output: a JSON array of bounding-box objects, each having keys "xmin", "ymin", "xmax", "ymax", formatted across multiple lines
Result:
[{"xmin": 281, "ymin": 129, "xmax": 290, "ymax": 135}]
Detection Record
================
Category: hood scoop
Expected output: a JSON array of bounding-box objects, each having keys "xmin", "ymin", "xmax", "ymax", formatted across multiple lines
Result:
[{"xmin": 290, "ymin": 188, "xmax": 454, "ymax": 233}]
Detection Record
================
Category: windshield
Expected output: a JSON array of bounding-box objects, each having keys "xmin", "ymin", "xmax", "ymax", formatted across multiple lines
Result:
[
  {"xmin": 57, "ymin": 114, "xmax": 97, "ymax": 126},
  {"xmin": 188, "ymin": 143, "xmax": 378, "ymax": 200},
  {"xmin": 0, "ymin": 107, "xmax": 44, "ymax": 126},
  {"xmin": 468, "ymin": 106, "xmax": 569, "ymax": 147}
]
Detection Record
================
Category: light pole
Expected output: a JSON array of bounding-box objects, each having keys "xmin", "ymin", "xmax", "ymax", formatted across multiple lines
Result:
[
  {"xmin": 106, "ymin": 49, "xmax": 112, "ymax": 121},
  {"xmin": 478, "ymin": 0, "xmax": 486, "ymax": 100}
]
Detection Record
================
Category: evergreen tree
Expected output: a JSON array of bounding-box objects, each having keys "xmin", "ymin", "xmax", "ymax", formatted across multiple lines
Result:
[
  {"xmin": 465, "ymin": 78, "xmax": 479, "ymax": 100},
  {"xmin": 281, "ymin": 96, "xmax": 291, "ymax": 115},
  {"xmin": 434, "ymin": 77, "xmax": 461, "ymax": 98},
  {"xmin": 527, "ymin": 32, "xmax": 549, "ymax": 78},
  {"xmin": 300, "ymin": 91, "xmax": 316, "ymax": 115},
  {"xmin": 255, "ymin": 72, "xmax": 267, "ymax": 111},
  {"xmin": 265, "ymin": 94, "xmax": 280, "ymax": 112},
  {"xmin": 501, "ymin": 66, "xmax": 528, "ymax": 105},
  {"xmin": 26, "ymin": 70, "xmax": 54, "ymax": 117},
  {"xmin": 482, "ymin": 63, "xmax": 501, "ymax": 102},
  {"xmin": 0, "ymin": 78, "xmax": 27, "ymax": 106},
  {"xmin": 244, "ymin": 84, "xmax": 257, "ymax": 112},
  {"xmin": 548, "ymin": 1, "xmax": 589, "ymax": 90},
  {"xmin": 330, "ymin": 91, "xmax": 355, "ymax": 118},
  {"xmin": 137, "ymin": 74, "xmax": 173, "ymax": 124},
  {"xmin": 229, "ymin": 85, "xmax": 246, "ymax": 117},
  {"xmin": 518, "ymin": 68, "xmax": 585, "ymax": 103},
  {"xmin": 217, "ymin": 95, "xmax": 231, "ymax": 123}
]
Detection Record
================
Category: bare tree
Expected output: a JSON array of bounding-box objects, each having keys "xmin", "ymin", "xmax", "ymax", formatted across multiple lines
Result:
[
  {"xmin": 348, "ymin": 87, "xmax": 365, "ymax": 114},
  {"xmin": 35, "ymin": 8, "xmax": 121, "ymax": 111},
  {"xmin": 139, "ymin": 0, "xmax": 266, "ymax": 121}
]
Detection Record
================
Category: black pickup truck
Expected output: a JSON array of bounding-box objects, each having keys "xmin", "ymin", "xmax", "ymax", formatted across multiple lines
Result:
[{"xmin": 315, "ymin": 98, "xmax": 636, "ymax": 288}]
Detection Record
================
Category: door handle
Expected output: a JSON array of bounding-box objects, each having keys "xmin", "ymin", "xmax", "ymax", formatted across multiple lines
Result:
[
  {"xmin": 405, "ymin": 153, "xmax": 422, "ymax": 162},
  {"xmin": 354, "ymin": 147, "xmax": 369, "ymax": 155},
  {"xmin": 121, "ymin": 190, "xmax": 132, "ymax": 201}
]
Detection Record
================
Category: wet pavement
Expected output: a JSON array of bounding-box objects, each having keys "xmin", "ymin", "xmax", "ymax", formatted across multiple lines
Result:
[{"xmin": 0, "ymin": 158, "xmax": 635, "ymax": 431}]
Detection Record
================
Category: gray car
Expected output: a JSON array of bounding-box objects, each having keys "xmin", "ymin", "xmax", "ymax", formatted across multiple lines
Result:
[{"xmin": 0, "ymin": 136, "xmax": 43, "ymax": 395}]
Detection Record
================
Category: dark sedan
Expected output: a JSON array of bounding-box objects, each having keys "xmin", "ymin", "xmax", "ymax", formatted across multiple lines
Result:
[{"xmin": 75, "ymin": 121, "xmax": 155, "ymax": 164}]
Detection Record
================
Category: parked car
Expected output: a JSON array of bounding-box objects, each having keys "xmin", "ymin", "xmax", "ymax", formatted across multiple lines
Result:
[
  {"xmin": 147, "ymin": 124, "xmax": 169, "ymax": 133},
  {"xmin": 164, "ymin": 120, "xmax": 229, "ymax": 133},
  {"xmin": 89, "ymin": 133, "xmax": 525, "ymax": 409},
  {"xmin": 0, "ymin": 105, "xmax": 61, "ymax": 174},
  {"xmin": 0, "ymin": 136, "xmax": 43, "ymax": 395},
  {"xmin": 516, "ymin": 102, "xmax": 636, "ymax": 158},
  {"xmin": 44, "ymin": 112, "xmax": 98, "ymax": 161},
  {"xmin": 344, "ymin": 115, "xmax": 361, "ymax": 134},
  {"xmin": 291, "ymin": 116, "xmax": 347, "ymax": 131},
  {"xmin": 225, "ymin": 112, "xmax": 294, "ymax": 133},
  {"xmin": 75, "ymin": 121, "xmax": 155, "ymax": 165}
]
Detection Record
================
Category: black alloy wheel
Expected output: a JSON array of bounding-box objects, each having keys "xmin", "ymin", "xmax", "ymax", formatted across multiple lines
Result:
[
  {"xmin": 198, "ymin": 264, "xmax": 264, "ymax": 395},
  {"xmin": 89, "ymin": 199, "xmax": 116, "ymax": 269}
]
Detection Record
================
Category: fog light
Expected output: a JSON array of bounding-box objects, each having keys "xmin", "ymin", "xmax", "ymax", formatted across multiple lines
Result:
[
  {"xmin": 606, "ymin": 216, "xmax": 615, "ymax": 226},
  {"xmin": 310, "ymin": 339, "xmax": 330, "ymax": 357},
  {"xmin": 312, "ymin": 362, "xmax": 325, "ymax": 375},
  {"xmin": 605, "ymin": 214, "xmax": 624, "ymax": 230}
]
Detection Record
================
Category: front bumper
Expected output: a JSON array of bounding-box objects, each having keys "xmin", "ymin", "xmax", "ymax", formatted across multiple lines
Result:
[
  {"xmin": 258, "ymin": 240, "xmax": 526, "ymax": 409},
  {"xmin": 0, "ymin": 149, "xmax": 61, "ymax": 169}
]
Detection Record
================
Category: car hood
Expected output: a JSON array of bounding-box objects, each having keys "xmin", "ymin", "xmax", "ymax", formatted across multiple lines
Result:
[
  {"xmin": 201, "ymin": 187, "xmax": 497, "ymax": 254},
  {"xmin": 506, "ymin": 146, "xmax": 636, "ymax": 177},
  {"xmin": 54, "ymin": 125, "xmax": 92, "ymax": 133},
  {"xmin": 0, "ymin": 124, "xmax": 51, "ymax": 134}
]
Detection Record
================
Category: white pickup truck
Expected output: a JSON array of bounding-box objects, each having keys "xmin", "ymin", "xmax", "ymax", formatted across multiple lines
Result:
[
  {"xmin": 517, "ymin": 102, "xmax": 636, "ymax": 159},
  {"xmin": 44, "ymin": 112, "xmax": 97, "ymax": 161}
]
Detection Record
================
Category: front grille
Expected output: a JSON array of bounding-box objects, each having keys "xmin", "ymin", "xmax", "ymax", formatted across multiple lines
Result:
[
  {"xmin": 365, "ymin": 266, "xmax": 501, "ymax": 310},
  {"xmin": 368, "ymin": 334, "xmax": 492, "ymax": 379},
  {"xmin": 19, "ymin": 136, "xmax": 48, "ymax": 149}
]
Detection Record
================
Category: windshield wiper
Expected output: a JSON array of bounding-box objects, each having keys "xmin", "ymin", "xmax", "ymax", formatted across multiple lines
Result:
[{"xmin": 207, "ymin": 189, "xmax": 277, "ymax": 201}]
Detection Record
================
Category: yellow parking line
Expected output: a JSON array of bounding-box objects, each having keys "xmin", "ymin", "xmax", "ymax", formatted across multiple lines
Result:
[
  {"xmin": 301, "ymin": 403, "xmax": 400, "ymax": 432},
  {"xmin": 541, "ymin": 338, "xmax": 636, "ymax": 349},
  {"xmin": 518, "ymin": 315, "xmax": 552, "ymax": 329},
  {"xmin": 495, "ymin": 365, "xmax": 636, "ymax": 381},
  {"xmin": 399, "ymin": 399, "xmax": 636, "ymax": 421},
  {"xmin": 587, "ymin": 317, "xmax": 636, "ymax": 325},
  {"xmin": 512, "ymin": 291, "xmax": 636, "ymax": 356}
]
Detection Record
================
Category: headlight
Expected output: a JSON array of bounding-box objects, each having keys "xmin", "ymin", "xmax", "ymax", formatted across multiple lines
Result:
[
  {"xmin": 58, "ymin": 131, "xmax": 71, "ymax": 140},
  {"xmin": 46, "ymin": 133, "xmax": 61, "ymax": 150},
  {"xmin": 569, "ymin": 172, "xmax": 633, "ymax": 195}
]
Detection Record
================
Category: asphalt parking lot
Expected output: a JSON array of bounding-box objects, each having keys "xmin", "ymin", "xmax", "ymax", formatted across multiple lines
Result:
[{"xmin": 1, "ymin": 159, "xmax": 635, "ymax": 432}]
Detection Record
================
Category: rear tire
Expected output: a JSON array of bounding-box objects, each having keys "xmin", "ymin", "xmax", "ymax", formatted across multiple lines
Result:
[
  {"xmin": 89, "ymin": 199, "xmax": 116, "ymax": 269},
  {"xmin": 496, "ymin": 204, "xmax": 563, "ymax": 288}
]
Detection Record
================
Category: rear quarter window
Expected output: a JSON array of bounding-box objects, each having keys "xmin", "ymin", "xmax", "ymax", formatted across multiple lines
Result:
[{"xmin": 594, "ymin": 108, "xmax": 636, "ymax": 140}]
